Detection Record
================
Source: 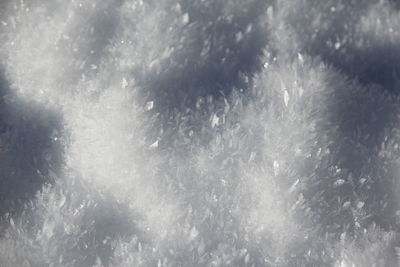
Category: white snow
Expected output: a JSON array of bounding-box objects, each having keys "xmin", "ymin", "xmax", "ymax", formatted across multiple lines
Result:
[{"xmin": 0, "ymin": 0, "xmax": 399, "ymax": 266}]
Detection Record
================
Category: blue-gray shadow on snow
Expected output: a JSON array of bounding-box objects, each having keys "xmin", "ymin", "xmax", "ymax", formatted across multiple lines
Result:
[
  {"xmin": 51, "ymin": 0, "xmax": 122, "ymax": 87},
  {"xmin": 53, "ymin": 180, "xmax": 148, "ymax": 267},
  {"xmin": 315, "ymin": 41, "xmax": 400, "ymax": 94},
  {"xmin": 0, "ymin": 66, "xmax": 64, "ymax": 228},
  {"xmin": 289, "ymin": 0, "xmax": 400, "ymax": 93},
  {"xmin": 286, "ymin": 1, "xmax": 400, "ymax": 237},
  {"xmin": 390, "ymin": 0, "xmax": 400, "ymax": 10},
  {"xmin": 318, "ymin": 81, "xmax": 400, "ymax": 266},
  {"xmin": 8, "ymin": 176, "xmax": 149, "ymax": 267},
  {"xmin": 135, "ymin": 0, "xmax": 273, "ymax": 152},
  {"xmin": 319, "ymin": 84, "xmax": 399, "ymax": 232},
  {"xmin": 138, "ymin": 0, "xmax": 272, "ymax": 112},
  {"xmin": 310, "ymin": 22, "xmax": 400, "ymax": 236}
]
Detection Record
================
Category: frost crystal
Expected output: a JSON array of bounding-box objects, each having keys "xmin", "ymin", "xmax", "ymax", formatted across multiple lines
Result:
[
  {"xmin": 0, "ymin": 0, "xmax": 399, "ymax": 266},
  {"xmin": 145, "ymin": 101, "xmax": 154, "ymax": 111},
  {"xmin": 273, "ymin": 160, "xmax": 280, "ymax": 176},
  {"xmin": 121, "ymin": 78, "xmax": 128, "ymax": 89},
  {"xmin": 181, "ymin": 13, "xmax": 189, "ymax": 25},
  {"xmin": 284, "ymin": 90, "xmax": 290, "ymax": 107}
]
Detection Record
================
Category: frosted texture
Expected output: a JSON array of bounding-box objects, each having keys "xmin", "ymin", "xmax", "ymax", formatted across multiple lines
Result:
[{"xmin": 1, "ymin": 0, "xmax": 400, "ymax": 266}]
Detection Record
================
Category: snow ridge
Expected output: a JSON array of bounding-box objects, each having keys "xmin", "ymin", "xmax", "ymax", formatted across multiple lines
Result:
[{"xmin": 1, "ymin": 0, "xmax": 400, "ymax": 266}]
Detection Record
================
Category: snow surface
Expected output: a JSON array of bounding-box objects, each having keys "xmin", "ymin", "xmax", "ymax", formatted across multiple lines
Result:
[{"xmin": 1, "ymin": 0, "xmax": 400, "ymax": 266}]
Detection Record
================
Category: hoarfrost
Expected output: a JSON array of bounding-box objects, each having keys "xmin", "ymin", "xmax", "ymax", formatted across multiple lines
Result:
[
  {"xmin": 0, "ymin": 0, "xmax": 399, "ymax": 266},
  {"xmin": 283, "ymin": 90, "xmax": 289, "ymax": 107}
]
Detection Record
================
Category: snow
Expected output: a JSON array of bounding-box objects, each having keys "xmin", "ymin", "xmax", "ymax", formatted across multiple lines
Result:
[
  {"xmin": 0, "ymin": 0, "xmax": 400, "ymax": 266},
  {"xmin": 283, "ymin": 90, "xmax": 289, "ymax": 107}
]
